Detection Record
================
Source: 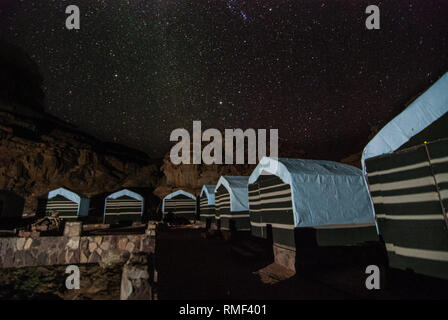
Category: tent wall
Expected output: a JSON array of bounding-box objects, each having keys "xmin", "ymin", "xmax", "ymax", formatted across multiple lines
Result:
[
  {"xmin": 199, "ymin": 194, "xmax": 215, "ymax": 224},
  {"xmin": 366, "ymin": 138, "xmax": 448, "ymax": 279},
  {"xmin": 215, "ymin": 185, "xmax": 250, "ymax": 232},
  {"xmin": 163, "ymin": 194, "xmax": 196, "ymax": 221},
  {"xmin": 249, "ymin": 175, "xmax": 295, "ymax": 247},
  {"xmin": 104, "ymin": 195, "xmax": 143, "ymax": 224},
  {"xmin": 46, "ymin": 194, "xmax": 79, "ymax": 221},
  {"xmin": 250, "ymin": 174, "xmax": 378, "ymax": 249}
]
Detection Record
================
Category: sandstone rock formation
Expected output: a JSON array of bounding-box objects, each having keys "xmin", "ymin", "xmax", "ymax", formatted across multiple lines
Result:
[
  {"xmin": 154, "ymin": 152, "xmax": 256, "ymax": 198},
  {"xmin": 0, "ymin": 40, "xmax": 163, "ymax": 218},
  {"xmin": 0, "ymin": 106, "xmax": 161, "ymax": 216}
]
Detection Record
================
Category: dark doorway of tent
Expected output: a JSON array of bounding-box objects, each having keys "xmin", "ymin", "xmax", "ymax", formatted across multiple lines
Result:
[{"xmin": 0, "ymin": 190, "xmax": 25, "ymax": 229}]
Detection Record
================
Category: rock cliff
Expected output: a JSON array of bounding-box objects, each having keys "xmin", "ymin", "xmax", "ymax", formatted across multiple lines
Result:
[{"xmin": 0, "ymin": 105, "xmax": 161, "ymax": 216}]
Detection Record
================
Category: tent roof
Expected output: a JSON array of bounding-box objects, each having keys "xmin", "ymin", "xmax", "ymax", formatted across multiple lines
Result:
[
  {"xmin": 48, "ymin": 187, "xmax": 91, "ymax": 216},
  {"xmin": 362, "ymin": 72, "xmax": 448, "ymax": 170},
  {"xmin": 48, "ymin": 187, "xmax": 81, "ymax": 204},
  {"xmin": 248, "ymin": 157, "xmax": 375, "ymax": 227},
  {"xmin": 106, "ymin": 189, "xmax": 143, "ymax": 201},
  {"xmin": 215, "ymin": 176, "xmax": 249, "ymax": 212},
  {"xmin": 162, "ymin": 189, "xmax": 196, "ymax": 212},
  {"xmin": 200, "ymin": 185, "xmax": 216, "ymax": 205}
]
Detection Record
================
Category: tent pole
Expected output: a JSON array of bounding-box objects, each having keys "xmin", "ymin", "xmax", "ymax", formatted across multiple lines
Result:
[{"xmin": 424, "ymin": 142, "xmax": 448, "ymax": 229}]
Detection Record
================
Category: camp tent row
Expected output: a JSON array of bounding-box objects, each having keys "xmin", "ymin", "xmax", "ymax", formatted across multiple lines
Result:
[
  {"xmin": 41, "ymin": 187, "xmax": 145, "ymax": 224},
  {"xmin": 197, "ymin": 72, "xmax": 448, "ymax": 278},
  {"xmin": 197, "ymin": 70, "xmax": 447, "ymax": 278},
  {"xmin": 362, "ymin": 72, "xmax": 448, "ymax": 280}
]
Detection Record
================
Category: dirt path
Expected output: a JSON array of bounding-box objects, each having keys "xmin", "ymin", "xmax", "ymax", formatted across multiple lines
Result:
[{"xmin": 156, "ymin": 226, "xmax": 357, "ymax": 299}]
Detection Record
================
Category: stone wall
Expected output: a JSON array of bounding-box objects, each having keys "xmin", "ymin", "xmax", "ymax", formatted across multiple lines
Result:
[{"xmin": 0, "ymin": 223, "xmax": 156, "ymax": 268}]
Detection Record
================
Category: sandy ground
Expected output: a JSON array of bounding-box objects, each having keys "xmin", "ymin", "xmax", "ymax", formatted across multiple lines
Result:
[
  {"xmin": 156, "ymin": 226, "xmax": 448, "ymax": 300},
  {"xmin": 1, "ymin": 224, "xmax": 447, "ymax": 300},
  {"xmin": 156, "ymin": 226, "xmax": 358, "ymax": 299}
]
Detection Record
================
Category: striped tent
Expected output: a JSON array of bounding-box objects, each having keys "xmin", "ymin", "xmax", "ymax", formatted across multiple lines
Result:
[
  {"xmin": 215, "ymin": 176, "xmax": 251, "ymax": 232},
  {"xmin": 45, "ymin": 187, "xmax": 90, "ymax": 221},
  {"xmin": 199, "ymin": 185, "xmax": 216, "ymax": 227},
  {"xmin": 104, "ymin": 189, "xmax": 144, "ymax": 224},
  {"xmin": 162, "ymin": 190, "xmax": 197, "ymax": 221},
  {"xmin": 248, "ymin": 157, "xmax": 378, "ymax": 263},
  {"xmin": 362, "ymin": 72, "xmax": 448, "ymax": 280}
]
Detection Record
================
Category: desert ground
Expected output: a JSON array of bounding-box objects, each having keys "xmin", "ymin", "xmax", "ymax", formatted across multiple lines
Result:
[{"xmin": 1, "ymin": 224, "xmax": 447, "ymax": 300}]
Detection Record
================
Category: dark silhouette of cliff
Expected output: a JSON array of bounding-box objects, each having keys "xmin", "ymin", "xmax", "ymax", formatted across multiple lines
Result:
[
  {"xmin": 0, "ymin": 41, "xmax": 162, "ymax": 216},
  {"xmin": 0, "ymin": 40, "xmax": 45, "ymax": 112}
]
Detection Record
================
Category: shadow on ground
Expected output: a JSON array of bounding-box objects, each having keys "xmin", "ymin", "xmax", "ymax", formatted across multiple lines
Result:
[
  {"xmin": 156, "ymin": 226, "xmax": 448, "ymax": 300},
  {"xmin": 156, "ymin": 227, "xmax": 356, "ymax": 299}
]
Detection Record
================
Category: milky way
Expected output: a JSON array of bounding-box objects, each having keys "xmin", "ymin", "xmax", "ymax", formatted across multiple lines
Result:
[{"xmin": 0, "ymin": 0, "xmax": 447, "ymax": 160}]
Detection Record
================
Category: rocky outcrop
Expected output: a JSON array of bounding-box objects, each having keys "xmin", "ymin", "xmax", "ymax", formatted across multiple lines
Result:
[
  {"xmin": 340, "ymin": 152, "xmax": 362, "ymax": 169},
  {"xmin": 0, "ymin": 106, "xmax": 161, "ymax": 216},
  {"xmin": 154, "ymin": 135, "xmax": 367, "ymax": 199},
  {"xmin": 340, "ymin": 125, "xmax": 380, "ymax": 169},
  {"xmin": 154, "ymin": 152, "xmax": 256, "ymax": 198}
]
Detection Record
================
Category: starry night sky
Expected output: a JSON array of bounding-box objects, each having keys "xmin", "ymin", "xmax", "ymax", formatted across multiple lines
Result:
[{"xmin": 0, "ymin": 0, "xmax": 447, "ymax": 160}]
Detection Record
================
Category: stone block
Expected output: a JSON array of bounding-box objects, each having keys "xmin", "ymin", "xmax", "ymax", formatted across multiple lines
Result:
[
  {"xmin": 118, "ymin": 237, "xmax": 128, "ymax": 250},
  {"xmin": 120, "ymin": 253, "xmax": 153, "ymax": 300},
  {"xmin": 24, "ymin": 238, "xmax": 33, "ymax": 250},
  {"xmin": 273, "ymin": 244, "xmax": 296, "ymax": 273},
  {"xmin": 125, "ymin": 241, "xmax": 135, "ymax": 253},
  {"xmin": 64, "ymin": 222, "xmax": 82, "ymax": 237}
]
